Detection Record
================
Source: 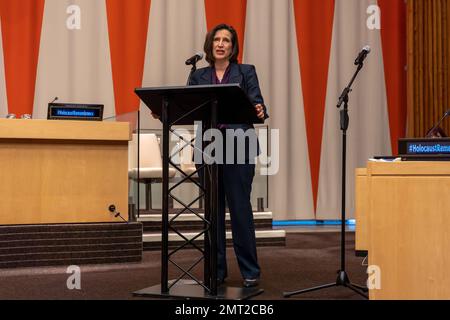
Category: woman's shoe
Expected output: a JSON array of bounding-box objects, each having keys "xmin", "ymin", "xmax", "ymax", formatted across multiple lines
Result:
[{"xmin": 242, "ymin": 278, "xmax": 259, "ymax": 288}]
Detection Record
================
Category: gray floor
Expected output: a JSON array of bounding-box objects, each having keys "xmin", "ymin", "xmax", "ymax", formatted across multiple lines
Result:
[{"xmin": 0, "ymin": 229, "xmax": 368, "ymax": 301}]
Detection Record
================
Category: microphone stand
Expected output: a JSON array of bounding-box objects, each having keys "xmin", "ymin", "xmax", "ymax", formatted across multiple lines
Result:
[
  {"xmin": 283, "ymin": 61, "xmax": 368, "ymax": 299},
  {"xmin": 186, "ymin": 63, "xmax": 198, "ymax": 86}
]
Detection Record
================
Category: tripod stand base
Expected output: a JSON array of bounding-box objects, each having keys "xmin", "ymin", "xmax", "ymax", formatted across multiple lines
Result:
[
  {"xmin": 134, "ymin": 281, "xmax": 264, "ymax": 300},
  {"xmin": 283, "ymin": 271, "xmax": 368, "ymax": 299}
]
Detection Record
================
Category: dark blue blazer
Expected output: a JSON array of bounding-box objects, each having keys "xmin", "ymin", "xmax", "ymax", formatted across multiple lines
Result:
[{"xmin": 188, "ymin": 63, "xmax": 269, "ymax": 129}]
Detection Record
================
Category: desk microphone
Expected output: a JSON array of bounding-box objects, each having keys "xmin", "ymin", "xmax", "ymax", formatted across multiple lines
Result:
[
  {"xmin": 108, "ymin": 204, "xmax": 127, "ymax": 223},
  {"xmin": 50, "ymin": 97, "xmax": 59, "ymax": 104},
  {"xmin": 426, "ymin": 109, "xmax": 450, "ymax": 137}
]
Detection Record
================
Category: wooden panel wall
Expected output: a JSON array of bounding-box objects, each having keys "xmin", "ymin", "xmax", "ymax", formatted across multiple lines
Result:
[{"xmin": 407, "ymin": 0, "xmax": 450, "ymax": 137}]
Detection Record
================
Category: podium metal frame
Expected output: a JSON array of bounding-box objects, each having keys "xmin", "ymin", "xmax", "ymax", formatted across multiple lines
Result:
[{"xmin": 133, "ymin": 84, "xmax": 264, "ymax": 300}]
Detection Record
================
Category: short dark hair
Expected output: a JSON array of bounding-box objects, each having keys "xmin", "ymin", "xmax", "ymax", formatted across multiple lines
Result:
[{"xmin": 203, "ymin": 23, "xmax": 239, "ymax": 65}]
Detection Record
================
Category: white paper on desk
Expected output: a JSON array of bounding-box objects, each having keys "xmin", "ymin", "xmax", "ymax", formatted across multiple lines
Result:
[{"xmin": 368, "ymin": 157, "xmax": 402, "ymax": 162}]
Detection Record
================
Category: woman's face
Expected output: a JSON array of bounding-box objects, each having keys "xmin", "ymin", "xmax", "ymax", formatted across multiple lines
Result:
[{"xmin": 213, "ymin": 29, "xmax": 233, "ymax": 63}]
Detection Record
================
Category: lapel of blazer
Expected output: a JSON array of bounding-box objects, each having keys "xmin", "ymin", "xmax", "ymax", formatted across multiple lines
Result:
[
  {"xmin": 199, "ymin": 67, "xmax": 212, "ymax": 84},
  {"xmin": 228, "ymin": 63, "xmax": 243, "ymax": 85}
]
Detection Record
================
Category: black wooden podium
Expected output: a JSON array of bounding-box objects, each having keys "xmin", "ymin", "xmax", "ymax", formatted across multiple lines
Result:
[{"xmin": 133, "ymin": 84, "xmax": 263, "ymax": 300}]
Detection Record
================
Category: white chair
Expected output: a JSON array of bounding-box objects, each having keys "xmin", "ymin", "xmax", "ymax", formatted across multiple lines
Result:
[
  {"xmin": 179, "ymin": 134, "xmax": 198, "ymax": 177},
  {"xmin": 129, "ymin": 133, "xmax": 176, "ymax": 210}
]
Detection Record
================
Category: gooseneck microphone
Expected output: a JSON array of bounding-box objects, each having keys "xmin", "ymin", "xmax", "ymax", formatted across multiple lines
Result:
[
  {"xmin": 354, "ymin": 45, "xmax": 371, "ymax": 65},
  {"xmin": 426, "ymin": 109, "xmax": 450, "ymax": 137},
  {"xmin": 185, "ymin": 52, "xmax": 204, "ymax": 65},
  {"xmin": 49, "ymin": 97, "xmax": 58, "ymax": 104},
  {"xmin": 186, "ymin": 52, "xmax": 204, "ymax": 85},
  {"xmin": 108, "ymin": 204, "xmax": 127, "ymax": 222}
]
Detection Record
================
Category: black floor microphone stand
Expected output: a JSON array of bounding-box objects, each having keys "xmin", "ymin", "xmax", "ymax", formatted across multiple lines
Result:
[{"xmin": 283, "ymin": 62, "xmax": 368, "ymax": 300}]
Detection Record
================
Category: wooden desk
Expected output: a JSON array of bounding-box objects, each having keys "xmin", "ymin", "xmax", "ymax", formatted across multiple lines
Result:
[
  {"xmin": 0, "ymin": 119, "xmax": 130, "ymax": 224},
  {"xmin": 360, "ymin": 161, "xmax": 450, "ymax": 299}
]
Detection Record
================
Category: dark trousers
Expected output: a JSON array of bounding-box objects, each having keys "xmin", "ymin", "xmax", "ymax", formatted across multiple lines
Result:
[
  {"xmin": 216, "ymin": 163, "xmax": 260, "ymax": 280},
  {"xmin": 194, "ymin": 128, "xmax": 261, "ymax": 280}
]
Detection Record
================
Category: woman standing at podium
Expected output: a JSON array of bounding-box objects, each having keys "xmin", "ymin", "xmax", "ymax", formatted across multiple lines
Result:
[{"xmin": 188, "ymin": 23, "xmax": 268, "ymax": 288}]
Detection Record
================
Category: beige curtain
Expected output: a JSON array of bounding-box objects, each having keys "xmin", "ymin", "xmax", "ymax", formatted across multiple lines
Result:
[{"xmin": 33, "ymin": 0, "xmax": 115, "ymax": 119}]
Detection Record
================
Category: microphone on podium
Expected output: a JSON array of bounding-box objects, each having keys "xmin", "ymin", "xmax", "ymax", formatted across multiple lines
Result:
[
  {"xmin": 49, "ymin": 97, "xmax": 59, "ymax": 104},
  {"xmin": 185, "ymin": 52, "xmax": 204, "ymax": 66},
  {"xmin": 426, "ymin": 109, "xmax": 450, "ymax": 138},
  {"xmin": 186, "ymin": 52, "xmax": 204, "ymax": 85}
]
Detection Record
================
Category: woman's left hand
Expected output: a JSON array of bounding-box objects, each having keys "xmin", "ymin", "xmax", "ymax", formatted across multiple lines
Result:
[{"xmin": 255, "ymin": 104, "xmax": 265, "ymax": 120}]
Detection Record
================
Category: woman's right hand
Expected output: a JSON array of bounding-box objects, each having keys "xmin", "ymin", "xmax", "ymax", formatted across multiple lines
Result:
[{"xmin": 255, "ymin": 104, "xmax": 265, "ymax": 120}]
